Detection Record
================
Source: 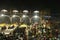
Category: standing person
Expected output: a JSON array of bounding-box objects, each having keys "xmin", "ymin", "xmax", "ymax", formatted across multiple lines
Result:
[{"xmin": 19, "ymin": 22, "xmax": 28, "ymax": 40}]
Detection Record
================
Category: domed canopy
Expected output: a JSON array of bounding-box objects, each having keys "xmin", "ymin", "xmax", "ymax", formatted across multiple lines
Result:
[
  {"xmin": 31, "ymin": 15, "xmax": 40, "ymax": 23},
  {"xmin": 21, "ymin": 14, "xmax": 30, "ymax": 24},
  {"xmin": 0, "ymin": 14, "xmax": 10, "ymax": 24},
  {"xmin": 11, "ymin": 15, "xmax": 20, "ymax": 24}
]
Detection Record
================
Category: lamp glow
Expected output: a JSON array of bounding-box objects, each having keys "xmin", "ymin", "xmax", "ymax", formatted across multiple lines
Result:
[
  {"xmin": 22, "ymin": 15, "xmax": 26, "ymax": 18},
  {"xmin": 12, "ymin": 15, "xmax": 16, "ymax": 17},
  {"xmin": 1, "ymin": 14, "xmax": 5, "ymax": 16},
  {"xmin": 34, "ymin": 15, "xmax": 39, "ymax": 18}
]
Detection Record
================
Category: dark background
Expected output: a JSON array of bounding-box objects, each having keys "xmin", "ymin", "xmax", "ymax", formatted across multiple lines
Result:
[
  {"xmin": 0, "ymin": 0, "xmax": 60, "ymax": 10},
  {"xmin": 0, "ymin": 0, "xmax": 60, "ymax": 16}
]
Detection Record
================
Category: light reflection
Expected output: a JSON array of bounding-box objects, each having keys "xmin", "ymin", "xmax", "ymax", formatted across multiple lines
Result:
[
  {"xmin": 12, "ymin": 15, "xmax": 16, "ymax": 17},
  {"xmin": 0, "ymin": 14, "xmax": 5, "ymax": 16},
  {"xmin": 33, "ymin": 15, "xmax": 39, "ymax": 18},
  {"xmin": 22, "ymin": 15, "xmax": 26, "ymax": 18}
]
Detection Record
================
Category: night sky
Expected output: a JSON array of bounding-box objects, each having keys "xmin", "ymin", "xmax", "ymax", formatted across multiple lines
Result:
[
  {"xmin": 0, "ymin": 0, "xmax": 59, "ymax": 9},
  {"xmin": 0, "ymin": 0, "xmax": 60, "ymax": 16}
]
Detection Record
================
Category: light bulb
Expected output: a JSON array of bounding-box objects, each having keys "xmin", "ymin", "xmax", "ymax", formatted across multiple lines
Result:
[
  {"xmin": 12, "ymin": 15, "xmax": 16, "ymax": 17},
  {"xmin": 22, "ymin": 15, "xmax": 26, "ymax": 18},
  {"xmin": 34, "ymin": 15, "xmax": 39, "ymax": 18},
  {"xmin": 1, "ymin": 14, "xmax": 4, "ymax": 16}
]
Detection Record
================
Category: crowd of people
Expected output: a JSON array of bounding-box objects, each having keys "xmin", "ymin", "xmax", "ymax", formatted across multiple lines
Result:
[
  {"xmin": 0, "ymin": 9, "xmax": 59, "ymax": 40},
  {"xmin": 0, "ymin": 22, "xmax": 59, "ymax": 40}
]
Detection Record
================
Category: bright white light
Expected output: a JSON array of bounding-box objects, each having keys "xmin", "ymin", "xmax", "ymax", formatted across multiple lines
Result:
[
  {"xmin": 34, "ymin": 10, "xmax": 39, "ymax": 13},
  {"xmin": 12, "ymin": 15, "xmax": 20, "ymax": 18},
  {"xmin": 1, "ymin": 14, "xmax": 5, "ymax": 16},
  {"xmin": 34, "ymin": 15, "xmax": 39, "ymax": 18},
  {"xmin": 23, "ymin": 10, "xmax": 28, "ymax": 13},
  {"xmin": 13, "ymin": 10, "xmax": 18, "ymax": 13},
  {"xmin": 12, "ymin": 15, "xmax": 16, "ymax": 17},
  {"xmin": 1, "ymin": 9, "xmax": 8, "ymax": 12},
  {"xmin": 22, "ymin": 15, "xmax": 26, "ymax": 18}
]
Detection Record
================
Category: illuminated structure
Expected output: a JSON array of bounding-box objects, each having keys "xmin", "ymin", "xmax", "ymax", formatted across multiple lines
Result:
[
  {"xmin": 0, "ymin": 9, "xmax": 10, "ymax": 29},
  {"xmin": 31, "ymin": 10, "xmax": 40, "ymax": 24},
  {"xmin": 21, "ymin": 10, "xmax": 30, "ymax": 25},
  {"xmin": 10, "ymin": 10, "xmax": 20, "ymax": 27}
]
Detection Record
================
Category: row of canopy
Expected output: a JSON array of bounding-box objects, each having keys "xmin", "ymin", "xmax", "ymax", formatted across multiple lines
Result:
[{"xmin": 0, "ymin": 9, "xmax": 40, "ymax": 24}]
